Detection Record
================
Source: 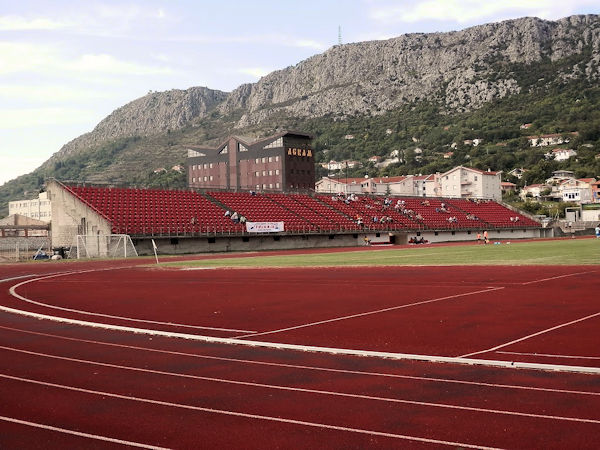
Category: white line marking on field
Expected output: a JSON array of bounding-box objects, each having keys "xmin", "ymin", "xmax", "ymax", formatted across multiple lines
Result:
[
  {"xmin": 3, "ymin": 325, "xmax": 599, "ymax": 397},
  {"xmin": 0, "ymin": 373, "xmax": 527, "ymax": 449},
  {"xmin": 520, "ymin": 270, "xmax": 599, "ymax": 285},
  {"xmin": 497, "ymin": 351, "xmax": 600, "ymax": 360},
  {"xmin": 9, "ymin": 272, "xmax": 255, "ymax": 334},
  {"xmin": 236, "ymin": 286, "xmax": 505, "ymax": 339},
  {"xmin": 3, "ymin": 345, "xmax": 600, "ymax": 425},
  {"xmin": 460, "ymin": 311, "xmax": 600, "ymax": 358},
  {"xmin": 0, "ymin": 416, "xmax": 168, "ymax": 449}
]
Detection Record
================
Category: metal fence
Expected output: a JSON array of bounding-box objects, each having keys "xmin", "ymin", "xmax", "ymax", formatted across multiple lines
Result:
[{"xmin": 0, "ymin": 237, "xmax": 52, "ymax": 262}]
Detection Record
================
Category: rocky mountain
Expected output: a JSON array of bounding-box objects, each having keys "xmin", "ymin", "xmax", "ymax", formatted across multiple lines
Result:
[
  {"xmin": 43, "ymin": 86, "xmax": 229, "ymax": 164},
  {"xmin": 44, "ymin": 14, "xmax": 600, "ymax": 166},
  {"xmin": 1, "ymin": 14, "xmax": 600, "ymax": 214},
  {"xmin": 220, "ymin": 14, "xmax": 599, "ymax": 126}
]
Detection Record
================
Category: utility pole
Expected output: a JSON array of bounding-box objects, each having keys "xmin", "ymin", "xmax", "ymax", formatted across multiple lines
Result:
[{"xmin": 338, "ymin": 26, "xmax": 342, "ymax": 45}]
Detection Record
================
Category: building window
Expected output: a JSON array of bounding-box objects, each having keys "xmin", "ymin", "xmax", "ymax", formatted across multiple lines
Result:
[
  {"xmin": 209, "ymin": 176, "xmax": 214, "ymax": 181},
  {"xmin": 262, "ymin": 157, "xmax": 267, "ymax": 163},
  {"xmin": 275, "ymin": 169, "xmax": 280, "ymax": 175},
  {"xmin": 474, "ymin": 176, "xmax": 478, "ymax": 181},
  {"xmin": 255, "ymin": 158, "xmax": 260, "ymax": 164},
  {"xmin": 275, "ymin": 156, "xmax": 279, "ymax": 162},
  {"xmin": 254, "ymin": 171, "xmax": 260, "ymax": 177},
  {"xmin": 262, "ymin": 170, "xmax": 267, "ymax": 176},
  {"xmin": 219, "ymin": 145, "xmax": 228, "ymax": 154},
  {"xmin": 276, "ymin": 183, "xmax": 280, "ymax": 188},
  {"xmin": 268, "ymin": 170, "xmax": 273, "ymax": 176},
  {"xmin": 209, "ymin": 163, "xmax": 213, "ymax": 168},
  {"xmin": 238, "ymin": 143, "xmax": 248, "ymax": 152}
]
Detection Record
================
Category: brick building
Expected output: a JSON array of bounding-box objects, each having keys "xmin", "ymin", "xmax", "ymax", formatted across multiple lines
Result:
[{"xmin": 187, "ymin": 131, "xmax": 314, "ymax": 191}]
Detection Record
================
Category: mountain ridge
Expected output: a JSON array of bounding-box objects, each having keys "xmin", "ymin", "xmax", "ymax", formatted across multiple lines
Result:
[{"xmin": 1, "ymin": 14, "xmax": 600, "ymax": 215}]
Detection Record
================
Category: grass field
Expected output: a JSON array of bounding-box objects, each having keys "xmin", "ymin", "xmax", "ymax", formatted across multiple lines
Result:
[{"xmin": 163, "ymin": 238, "xmax": 600, "ymax": 269}]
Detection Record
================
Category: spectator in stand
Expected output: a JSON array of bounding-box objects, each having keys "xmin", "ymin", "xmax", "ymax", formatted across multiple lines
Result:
[
  {"xmin": 224, "ymin": 210, "xmax": 231, "ymax": 218},
  {"xmin": 239, "ymin": 215, "xmax": 247, "ymax": 224},
  {"xmin": 231, "ymin": 211, "xmax": 239, "ymax": 223}
]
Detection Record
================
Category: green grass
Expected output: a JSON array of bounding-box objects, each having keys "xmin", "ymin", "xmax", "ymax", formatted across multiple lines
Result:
[{"xmin": 162, "ymin": 238, "xmax": 600, "ymax": 269}]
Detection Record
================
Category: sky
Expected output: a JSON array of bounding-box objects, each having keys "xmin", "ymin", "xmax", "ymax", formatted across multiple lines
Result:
[{"xmin": 1, "ymin": 0, "xmax": 599, "ymax": 186}]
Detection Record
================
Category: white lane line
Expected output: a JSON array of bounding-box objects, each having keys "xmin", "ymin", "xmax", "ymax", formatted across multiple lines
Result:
[
  {"xmin": 0, "ymin": 416, "xmax": 169, "ymax": 449},
  {"xmin": 9, "ymin": 271, "xmax": 255, "ymax": 334},
  {"xmin": 460, "ymin": 311, "xmax": 600, "ymax": 358},
  {"xmin": 2, "ymin": 300, "xmax": 600, "ymax": 375},
  {"xmin": 0, "ymin": 275, "xmax": 41, "ymax": 283},
  {"xmin": 497, "ymin": 351, "xmax": 600, "ymax": 361},
  {"xmin": 520, "ymin": 270, "xmax": 599, "ymax": 285},
  {"xmin": 2, "ymin": 325, "xmax": 599, "ymax": 398},
  {"xmin": 3, "ymin": 345, "xmax": 600, "ymax": 425},
  {"xmin": 236, "ymin": 286, "xmax": 505, "ymax": 339},
  {"xmin": 0, "ymin": 373, "xmax": 516, "ymax": 449}
]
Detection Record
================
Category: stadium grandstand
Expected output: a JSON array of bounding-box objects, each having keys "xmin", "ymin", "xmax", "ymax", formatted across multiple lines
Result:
[{"xmin": 46, "ymin": 179, "xmax": 545, "ymax": 256}]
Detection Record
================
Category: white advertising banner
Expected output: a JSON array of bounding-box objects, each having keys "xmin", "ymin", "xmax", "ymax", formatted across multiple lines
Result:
[{"xmin": 245, "ymin": 222, "xmax": 285, "ymax": 233}]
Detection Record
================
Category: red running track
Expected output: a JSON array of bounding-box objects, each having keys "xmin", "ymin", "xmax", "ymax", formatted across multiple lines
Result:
[{"xmin": 1, "ymin": 255, "xmax": 599, "ymax": 448}]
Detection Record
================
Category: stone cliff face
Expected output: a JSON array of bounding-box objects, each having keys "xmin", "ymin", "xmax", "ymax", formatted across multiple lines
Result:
[
  {"xmin": 45, "ymin": 86, "xmax": 228, "ymax": 164},
  {"xmin": 47, "ymin": 14, "xmax": 599, "ymax": 163},
  {"xmin": 218, "ymin": 15, "xmax": 600, "ymax": 126}
]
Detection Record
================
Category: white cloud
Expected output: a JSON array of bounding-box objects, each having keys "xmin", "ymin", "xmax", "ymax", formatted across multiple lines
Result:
[
  {"xmin": 238, "ymin": 67, "xmax": 272, "ymax": 78},
  {"xmin": 0, "ymin": 107, "xmax": 99, "ymax": 128},
  {"xmin": 369, "ymin": 0, "xmax": 599, "ymax": 24},
  {"xmin": 0, "ymin": 85, "xmax": 108, "ymax": 102},
  {"xmin": 66, "ymin": 54, "xmax": 174, "ymax": 76},
  {"xmin": 169, "ymin": 33, "xmax": 327, "ymax": 51},
  {"xmin": 0, "ymin": 42, "xmax": 57, "ymax": 74},
  {"xmin": 0, "ymin": 14, "xmax": 69, "ymax": 31},
  {"xmin": 0, "ymin": 43, "xmax": 174, "ymax": 77},
  {"xmin": 0, "ymin": 155, "xmax": 47, "ymax": 186}
]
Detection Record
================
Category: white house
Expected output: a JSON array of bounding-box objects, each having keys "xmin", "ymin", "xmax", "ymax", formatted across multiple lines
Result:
[
  {"xmin": 520, "ymin": 184, "xmax": 548, "ymax": 200},
  {"xmin": 8, "ymin": 191, "xmax": 52, "ymax": 222},
  {"xmin": 546, "ymin": 148, "xmax": 577, "ymax": 161},
  {"xmin": 546, "ymin": 170, "xmax": 575, "ymax": 185},
  {"xmin": 508, "ymin": 168, "xmax": 528, "ymax": 179},
  {"xmin": 557, "ymin": 178, "xmax": 596, "ymax": 204},
  {"xmin": 439, "ymin": 166, "xmax": 502, "ymax": 201}
]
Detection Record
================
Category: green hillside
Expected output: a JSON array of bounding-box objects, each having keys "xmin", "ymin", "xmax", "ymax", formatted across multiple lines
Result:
[{"xmin": 1, "ymin": 62, "xmax": 599, "ymax": 217}]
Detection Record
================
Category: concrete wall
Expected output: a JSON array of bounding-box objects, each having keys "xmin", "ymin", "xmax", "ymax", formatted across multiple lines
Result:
[
  {"xmin": 134, "ymin": 233, "xmax": 362, "ymax": 255},
  {"xmin": 132, "ymin": 227, "xmax": 542, "ymax": 256},
  {"xmin": 47, "ymin": 179, "xmax": 113, "ymax": 248},
  {"xmin": 410, "ymin": 228, "xmax": 541, "ymax": 244}
]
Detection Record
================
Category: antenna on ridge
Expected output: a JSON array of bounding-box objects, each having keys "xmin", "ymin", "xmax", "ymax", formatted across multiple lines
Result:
[{"xmin": 338, "ymin": 25, "xmax": 342, "ymax": 45}]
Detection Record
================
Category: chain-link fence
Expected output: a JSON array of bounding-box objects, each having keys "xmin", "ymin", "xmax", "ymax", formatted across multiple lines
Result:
[{"xmin": 0, "ymin": 237, "xmax": 52, "ymax": 262}]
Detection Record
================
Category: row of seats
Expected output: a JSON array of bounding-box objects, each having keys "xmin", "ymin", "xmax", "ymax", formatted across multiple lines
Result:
[{"xmin": 65, "ymin": 184, "xmax": 540, "ymax": 236}]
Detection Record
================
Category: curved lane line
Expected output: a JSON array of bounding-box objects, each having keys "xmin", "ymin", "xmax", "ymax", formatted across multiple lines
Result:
[
  {"xmin": 9, "ymin": 270, "xmax": 255, "ymax": 334},
  {"xmin": 3, "ymin": 270, "xmax": 600, "ymax": 375}
]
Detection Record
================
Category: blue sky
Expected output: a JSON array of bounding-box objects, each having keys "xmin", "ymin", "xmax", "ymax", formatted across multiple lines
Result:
[{"xmin": 1, "ymin": 0, "xmax": 599, "ymax": 186}]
